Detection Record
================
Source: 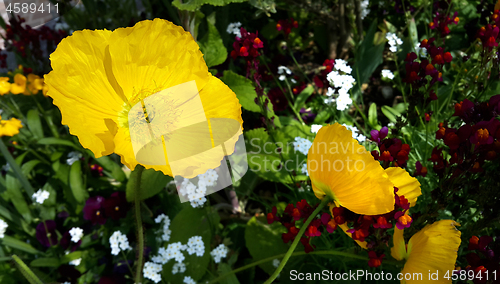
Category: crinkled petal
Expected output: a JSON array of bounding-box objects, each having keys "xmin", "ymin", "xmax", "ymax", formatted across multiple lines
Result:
[
  {"xmin": 385, "ymin": 167, "xmax": 422, "ymax": 207},
  {"xmin": 308, "ymin": 123, "xmax": 394, "ymax": 215}
]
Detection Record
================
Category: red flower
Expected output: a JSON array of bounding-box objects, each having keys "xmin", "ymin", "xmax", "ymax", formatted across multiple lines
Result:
[{"xmin": 368, "ymin": 251, "xmax": 385, "ymax": 268}]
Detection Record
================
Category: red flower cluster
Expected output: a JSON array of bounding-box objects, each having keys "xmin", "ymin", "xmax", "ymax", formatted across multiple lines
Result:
[
  {"xmin": 230, "ymin": 28, "xmax": 264, "ymax": 60},
  {"xmin": 476, "ymin": 10, "xmax": 500, "ymax": 51},
  {"xmin": 429, "ymin": 4, "xmax": 459, "ymax": 37},
  {"xmin": 276, "ymin": 18, "xmax": 298, "ymax": 37},
  {"xmin": 267, "ymin": 199, "xmax": 335, "ymax": 253},
  {"xmin": 404, "ymin": 38, "xmax": 452, "ymax": 88},
  {"xmin": 430, "ymin": 95, "xmax": 500, "ymax": 176},
  {"xmin": 370, "ymin": 127, "xmax": 411, "ymax": 168},
  {"xmin": 3, "ymin": 16, "xmax": 66, "ymax": 66},
  {"xmin": 465, "ymin": 235, "xmax": 500, "ymax": 284}
]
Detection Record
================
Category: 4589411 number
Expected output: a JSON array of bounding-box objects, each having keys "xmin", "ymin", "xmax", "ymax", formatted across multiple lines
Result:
[{"xmin": 5, "ymin": 2, "xmax": 58, "ymax": 14}]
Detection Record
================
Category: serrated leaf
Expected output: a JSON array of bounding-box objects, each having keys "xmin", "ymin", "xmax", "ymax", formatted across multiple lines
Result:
[
  {"xmin": 244, "ymin": 217, "xmax": 288, "ymax": 274},
  {"xmin": 69, "ymin": 160, "xmax": 86, "ymax": 204},
  {"xmin": 293, "ymin": 85, "xmax": 314, "ymax": 110},
  {"xmin": 172, "ymin": 0, "xmax": 246, "ymax": 11},
  {"xmin": 220, "ymin": 70, "xmax": 260, "ymax": 112},
  {"xmin": 199, "ymin": 19, "xmax": 228, "ymax": 68},
  {"xmin": 126, "ymin": 167, "xmax": 172, "ymax": 202},
  {"xmin": 27, "ymin": 109, "xmax": 43, "ymax": 140},
  {"xmin": 245, "ymin": 125, "xmax": 312, "ymax": 183}
]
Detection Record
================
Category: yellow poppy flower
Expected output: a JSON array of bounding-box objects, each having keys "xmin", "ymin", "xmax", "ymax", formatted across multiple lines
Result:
[
  {"xmin": 45, "ymin": 19, "xmax": 243, "ymax": 177},
  {"xmin": 0, "ymin": 77, "xmax": 11, "ymax": 95},
  {"xmin": 0, "ymin": 116, "xmax": 23, "ymax": 137},
  {"xmin": 10, "ymin": 74, "xmax": 27, "ymax": 95},
  {"xmin": 391, "ymin": 220, "xmax": 461, "ymax": 283},
  {"xmin": 307, "ymin": 123, "xmax": 420, "ymax": 215},
  {"xmin": 25, "ymin": 74, "xmax": 44, "ymax": 95}
]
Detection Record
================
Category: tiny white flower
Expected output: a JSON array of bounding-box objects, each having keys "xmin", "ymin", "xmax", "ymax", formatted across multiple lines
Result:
[
  {"xmin": 273, "ymin": 259, "xmax": 280, "ymax": 268},
  {"xmin": 69, "ymin": 258, "xmax": 81, "ymax": 266},
  {"xmin": 32, "ymin": 189, "xmax": 50, "ymax": 204},
  {"xmin": 381, "ymin": 69, "xmax": 394, "ymax": 80},
  {"xmin": 0, "ymin": 219, "xmax": 8, "ymax": 238},
  {"xmin": 310, "ymin": 124, "xmax": 322, "ymax": 133},
  {"xmin": 183, "ymin": 276, "xmax": 197, "ymax": 284},
  {"xmin": 69, "ymin": 227, "xmax": 84, "ymax": 243},
  {"xmin": 226, "ymin": 22, "xmax": 242, "ymax": 38},
  {"xmin": 300, "ymin": 163, "xmax": 308, "ymax": 176},
  {"xmin": 66, "ymin": 151, "xmax": 82, "ymax": 165}
]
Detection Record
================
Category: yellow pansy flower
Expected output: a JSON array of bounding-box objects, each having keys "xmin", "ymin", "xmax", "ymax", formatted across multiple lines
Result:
[
  {"xmin": 391, "ymin": 220, "xmax": 461, "ymax": 283},
  {"xmin": 0, "ymin": 77, "xmax": 11, "ymax": 95},
  {"xmin": 307, "ymin": 123, "xmax": 420, "ymax": 215},
  {"xmin": 25, "ymin": 74, "xmax": 44, "ymax": 95},
  {"xmin": 10, "ymin": 74, "xmax": 27, "ymax": 95},
  {"xmin": 45, "ymin": 19, "xmax": 243, "ymax": 177},
  {"xmin": 0, "ymin": 116, "xmax": 23, "ymax": 137}
]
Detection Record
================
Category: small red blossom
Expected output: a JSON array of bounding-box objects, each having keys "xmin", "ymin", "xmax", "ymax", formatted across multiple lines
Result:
[{"xmin": 368, "ymin": 251, "xmax": 385, "ymax": 268}]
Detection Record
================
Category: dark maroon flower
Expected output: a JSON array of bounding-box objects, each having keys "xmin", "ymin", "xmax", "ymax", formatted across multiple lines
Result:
[
  {"xmin": 36, "ymin": 220, "xmax": 58, "ymax": 247},
  {"xmin": 83, "ymin": 196, "xmax": 107, "ymax": 225},
  {"xmin": 103, "ymin": 192, "xmax": 129, "ymax": 221},
  {"xmin": 57, "ymin": 264, "xmax": 81, "ymax": 283},
  {"xmin": 267, "ymin": 88, "xmax": 288, "ymax": 112}
]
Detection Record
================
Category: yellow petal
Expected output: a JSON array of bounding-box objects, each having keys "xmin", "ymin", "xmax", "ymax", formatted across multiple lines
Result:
[
  {"xmin": 391, "ymin": 227, "xmax": 408, "ymax": 261},
  {"xmin": 307, "ymin": 123, "xmax": 395, "ymax": 215},
  {"xmin": 401, "ymin": 220, "xmax": 461, "ymax": 283},
  {"xmin": 338, "ymin": 223, "xmax": 368, "ymax": 249},
  {"xmin": 0, "ymin": 77, "xmax": 11, "ymax": 95},
  {"xmin": 45, "ymin": 29, "xmax": 124, "ymax": 158},
  {"xmin": 0, "ymin": 117, "xmax": 23, "ymax": 137},
  {"xmin": 385, "ymin": 167, "xmax": 421, "ymax": 207},
  {"xmin": 10, "ymin": 74, "xmax": 26, "ymax": 95}
]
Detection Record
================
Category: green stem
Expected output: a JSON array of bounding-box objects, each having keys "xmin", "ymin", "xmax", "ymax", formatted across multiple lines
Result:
[
  {"xmin": 134, "ymin": 165, "xmax": 145, "ymax": 284},
  {"xmin": 264, "ymin": 197, "xmax": 331, "ymax": 284},
  {"xmin": 12, "ymin": 255, "xmax": 43, "ymax": 284},
  {"xmin": 209, "ymin": 246, "xmax": 366, "ymax": 284},
  {"xmin": 0, "ymin": 139, "xmax": 35, "ymax": 196}
]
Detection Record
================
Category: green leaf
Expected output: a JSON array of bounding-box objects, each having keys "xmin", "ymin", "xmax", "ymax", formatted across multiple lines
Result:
[
  {"xmin": 69, "ymin": 160, "xmax": 87, "ymax": 204},
  {"xmin": 198, "ymin": 16, "xmax": 227, "ymax": 67},
  {"xmin": 293, "ymin": 85, "xmax": 314, "ymax": 110},
  {"xmin": 60, "ymin": 251, "xmax": 83, "ymax": 264},
  {"xmin": 220, "ymin": 70, "xmax": 260, "ymax": 112},
  {"xmin": 38, "ymin": 138, "xmax": 78, "ymax": 149},
  {"xmin": 21, "ymin": 160, "xmax": 40, "ymax": 179},
  {"xmin": 126, "ymin": 167, "xmax": 172, "ymax": 202},
  {"xmin": 30, "ymin": 258, "xmax": 60, "ymax": 267},
  {"xmin": 368, "ymin": 102, "xmax": 378, "ymax": 128},
  {"xmin": 218, "ymin": 263, "xmax": 240, "ymax": 284},
  {"xmin": 95, "ymin": 155, "xmax": 126, "ymax": 182},
  {"xmin": 245, "ymin": 217, "xmax": 288, "ymax": 274},
  {"xmin": 408, "ymin": 18, "xmax": 419, "ymax": 49},
  {"xmin": 381, "ymin": 105, "xmax": 400, "ymax": 123},
  {"xmin": 172, "ymin": 0, "xmax": 246, "ymax": 11},
  {"xmin": 1, "ymin": 237, "xmax": 40, "ymax": 254},
  {"xmin": 27, "ymin": 109, "xmax": 43, "ymax": 140},
  {"xmin": 162, "ymin": 206, "xmax": 220, "ymax": 281},
  {"xmin": 4, "ymin": 172, "xmax": 32, "ymax": 223},
  {"xmin": 245, "ymin": 125, "xmax": 312, "ymax": 183},
  {"xmin": 12, "ymin": 255, "xmax": 44, "ymax": 284}
]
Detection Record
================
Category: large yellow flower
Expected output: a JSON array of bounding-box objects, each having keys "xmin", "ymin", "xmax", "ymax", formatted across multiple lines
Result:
[
  {"xmin": 307, "ymin": 123, "xmax": 420, "ymax": 215},
  {"xmin": 391, "ymin": 220, "xmax": 461, "ymax": 283},
  {"xmin": 10, "ymin": 74, "xmax": 26, "ymax": 95},
  {"xmin": 0, "ymin": 116, "xmax": 23, "ymax": 137},
  {"xmin": 45, "ymin": 19, "xmax": 242, "ymax": 177},
  {"xmin": 0, "ymin": 77, "xmax": 11, "ymax": 95}
]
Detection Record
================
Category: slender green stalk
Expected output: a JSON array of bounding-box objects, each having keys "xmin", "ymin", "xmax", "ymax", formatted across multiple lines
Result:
[
  {"xmin": 12, "ymin": 255, "xmax": 43, "ymax": 284},
  {"xmin": 134, "ymin": 165, "xmax": 145, "ymax": 284},
  {"xmin": 264, "ymin": 197, "xmax": 331, "ymax": 284},
  {"xmin": 0, "ymin": 139, "xmax": 35, "ymax": 196}
]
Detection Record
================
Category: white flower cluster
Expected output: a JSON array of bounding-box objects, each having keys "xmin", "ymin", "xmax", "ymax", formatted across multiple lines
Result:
[
  {"xmin": 0, "ymin": 219, "xmax": 7, "ymax": 238},
  {"xmin": 342, "ymin": 124, "xmax": 367, "ymax": 142},
  {"xmin": 186, "ymin": 236, "xmax": 205, "ymax": 257},
  {"xmin": 66, "ymin": 151, "xmax": 82, "ymax": 165},
  {"xmin": 184, "ymin": 276, "xmax": 196, "ymax": 284},
  {"xmin": 172, "ymin": 262, "xmax": 187, "ymax": 274},
  {"xmin": 226, "ymin": 22, "xmax": 242, "ymax": 38},
  {"xmin": 69, "ymin": 227, "xmax": 83, "ymax": 243},
  {"xmin": 179, "ymin": 168, "xmax": 219, "ymax": 208},
  {"xmin": 381, "ymin": 69, "xmax": 394, "ymax": 80},
  {"xmin": 155, "ymin": 213, "xmax": 172, "ymax": 242},
  {"xmin": 143, "ymin": 261, "xmax": 163, "ymax": 283},
  {"xmin": 292, "ymin": 137, "xmax": 312, "ymax": 155},
  {"xmin": 277, "ymin": 66, "xmax": 296, "ymax": 83},
  {"xmin": 360, "ymin": 0, "xmax": 370, "ymax": 19},
  {"xmin": 109, "ymin": 231, "xmax": 131, "ymax": 256},
  {"xmin": 326, "ymin": 59, "xmax": 355, "ymax": 111},
  {"xmin": 32, "ymin": 189, "xmax": 50, "ymax": 204},
  {"xmin": 300, "ymin": 163, "xmax": 308, "ymax": 176},
  {"xmin": 273, "ymin": 259, "xmax": 281, "ymax": 268},
  {"xmin": 414, "ymin": 42, "xmax": 427, "ymax": 57},
  {"xmin": 386, "ymin": 32, "xmax": 403, "ymax": 53},
  {"xmin": 310, "ymin": 124, "xmax": 322, "ymax": 134},
  {"xmin": 210, "ymin": 244, "xmax": 228, "ymax": 263}
]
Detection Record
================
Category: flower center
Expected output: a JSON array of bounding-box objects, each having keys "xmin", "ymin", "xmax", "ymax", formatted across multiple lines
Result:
[
  {"xmin": 96, "ymin": 210, "xmax": 101, "ymax": 216},
  {"xmin": 115, "ymin": 206, "xmax": 119, "ymax": 211}
]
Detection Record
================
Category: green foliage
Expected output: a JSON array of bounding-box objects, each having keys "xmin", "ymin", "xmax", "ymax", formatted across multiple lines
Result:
[
  {"xmin": 220, "ymin": 70, "xmax": 260, "ymax": 112},
  {"xmin": 172, "ymin": 0, "xmax": 247, "ymax": 11},
  {"xmin": 199, "ymin": 14, "xmax": 228, "ymax": 68},
  {"xmin": 125, "ymin": 167, "xmax": 172, "ymax": 202}
]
